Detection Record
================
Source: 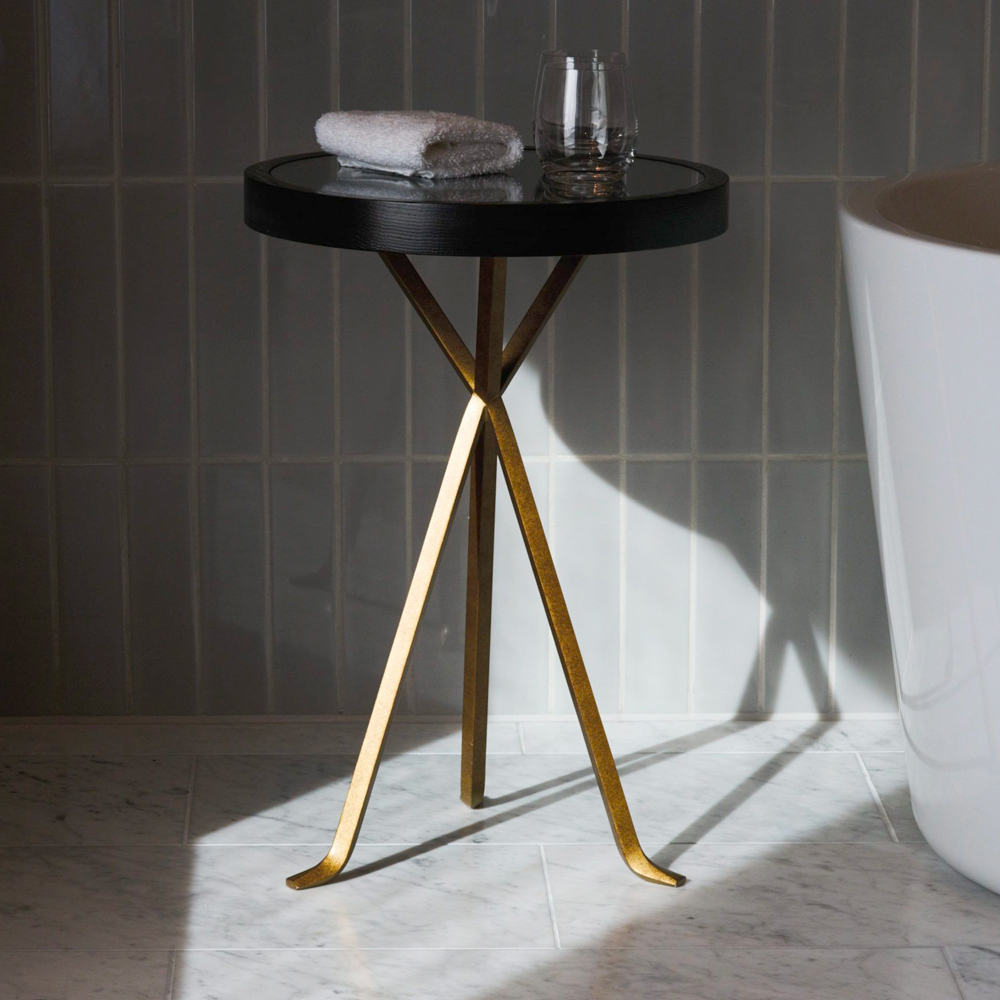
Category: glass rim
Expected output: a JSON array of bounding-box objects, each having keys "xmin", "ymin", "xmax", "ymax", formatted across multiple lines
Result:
[{"xmin": 538, "ymin": 48, "xmax": 628, "ymax": 69}]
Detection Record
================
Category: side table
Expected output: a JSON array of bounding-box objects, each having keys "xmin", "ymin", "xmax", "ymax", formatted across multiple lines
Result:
[{"xmin": 244, "ymin": 150, "xmax": 728, "ymax": 889}]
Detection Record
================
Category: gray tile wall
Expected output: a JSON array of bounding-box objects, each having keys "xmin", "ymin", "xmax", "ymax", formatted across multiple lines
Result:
[{"xmin": 2, "ymin": 0, "xmax": 983, "ymax": 718}]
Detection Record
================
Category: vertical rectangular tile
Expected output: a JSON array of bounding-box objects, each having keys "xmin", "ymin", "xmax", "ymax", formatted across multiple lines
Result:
[
  {"xmin": 0, "ymin": 0, "xmax": 39, "ymax": 174},
  {"xmin": 484, "ymin": 0, "xmax": 551, "ymax": 142},
  {"xmin": 697, "ymin": 182, "xmax": 764, "ymax": 454},
  {"xmin": 412, "ymin": 0, "xmax": 476, "ymax": 117},
  {"xmin": 500, "ymin": 257, "xmax": 551, "ymax": 458},
  {"xmin": 0, "ymin": 185, "xmax": 45, "ymax": 457},
  {"xmin": 56, "ymin": 465, "xmax": 125, "ymax": 714},
  {"xmin": 914, "ymin": 0, "xmax": 984, "ymax": 169},
  {"xmin": 339, "ymin": 251, "xmax": 405, "ymax": 456},
  {"xmin": 700, "ymin": 0, "xmax": 767, "ymax": 176},
  {"xmin": 490, "ymin": 458, "xmax": 550, "ymax": 714},
  {"xmin": 991, "ymin": 4, "xmax": 1000, "ymax": 160},
  {"xmin": 50, "ymin": 184, "xmax": 118, "ymax": 457},
  {"xmin": 48, "ymin": 0, "xmax": 112, "ymax": 175},
  {"xmin": 693, "ymin": 460, "xmax": 761, "ymax": 714},
  {"xmin": 844, "ymin": 0, "xmax": 913, "ymax": 176},
  {"xmin": 411, "ymin": 256, "xmax": 475, "ymax": 456},
  {"xmin": 768, "ymin": 182, "xmax": 836, "ymax": 454},
  {"xmin": 409, "ymin": 463, "xmax": 466, "ymax": 715},
  {"xmin": 834, "ymin": 461, "xmax": 897, "ymax": 712},
  {"xmin": 552, "ymin": 459, "xmax": 620, "ymax": 713},
  {"xmin": 122, "ymin": 184, "xmax": 190, "ymax": 456},
  {"xmin": 341, "ymin": 462, "xmax": 407, "ymax": 714},
  {"xmin": 555, "ymin": 0, "xmax": 622, "ymax": 51},
  {"xmin": 554, "ymin": 253, "xmax": 619, "ymax": 457},
  {"xmin": 265, "ymin": 0, "xmax": 332, "ymax": 157},
  {"xmin": 199, "ymin": 464, "xmax": 268, "ymax": 713},
  {"xmin": 623, "ymin": 461, "xmax": 691, "ymax": 713},
  {"xmin": 339, "ymin": 0, "xmax": 404, "ymax": 112},
  {"xmin": 628, "ymin": 0, "xmax": 695, "ymax": 158},
  {"xmin": 193, "ymin": 0, "xmax": 259, "ymax": 174},
  {"xmin": 128, "ymin": 465, "xmax": 196, "ymax": 714},
  {"xmin": 120, "ymin": 0, "xmax": 186, "ymax": 174},
  {"xmin": 270, "ymin": 464, "xmax": 337, "ymax": 714},
  {"xmin": 625, "ymin": 247, "xmax": 691, "ymax": 454},
  {"xmin": 195, "ymin": 184, "xmax": 262, "ymax": 456},
  {"xmin": 764, "ymin": 461, "xmax": 832, "ymax": 713},
  {"xmin": 268, "ymin": 240, "xmax": 335, "ymax": 456},
  {"xmin": 772, "ymin": 0, "xmax": 840, "ymax": 175},
  {"xmin": 838, "ymin": 259, "xmax": 868, "ymax": 455},
  {"xmin": 0, "ymin": 467, "xmax": 55, "ymax": 714}
]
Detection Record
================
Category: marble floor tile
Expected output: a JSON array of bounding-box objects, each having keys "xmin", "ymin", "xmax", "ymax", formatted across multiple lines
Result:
[
  {"xmin": 0, "ymin": 721, "xmax": 521, "ymax": 756},
  {"xmin": 0, "ymin": 756, "xmax": 191, "ymax": 845},
  {"xmin": 861, "ymin": 752, "xmax": 924, "ymax": 842},
  {"xmin": 544, "ymin": 842, "xmax": 1000, "ymax": 949},
  {"xmin": 947, "ymin": 945, "xmax": 1000, "ymax": 1000},
  {"xmin": 0, "ymin": 844, "xmax": 554, "ymax": 950},
  {"xmin": 0, "ymin": 951, "xmax": 173, "ymax": 1000},
  {"xmin": 171, "ymin": 946, "xmax": 964, "ymax": 1000},
  {"xmin": 189, "ymin": 749, "xmax": 888, "ymax": 847},
  {"xmin": 519, "ymin": 719, "xmax": 905, "ymax": 755}
]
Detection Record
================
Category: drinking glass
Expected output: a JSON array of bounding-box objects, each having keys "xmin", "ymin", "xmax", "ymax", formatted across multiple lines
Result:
[{"xmin": 533, "ymin": 50, "xmax": 638, "ymax": 196}]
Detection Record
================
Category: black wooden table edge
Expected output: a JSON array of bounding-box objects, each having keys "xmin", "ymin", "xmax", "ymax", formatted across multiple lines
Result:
[{"xmin": 244, "ymin": 150, "xmax": 729, "ymax": 257}]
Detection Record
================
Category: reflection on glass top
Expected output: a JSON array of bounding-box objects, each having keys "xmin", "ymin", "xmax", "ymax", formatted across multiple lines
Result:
[{"xmin": 269, "ymin": 153, "xmax": 705, "ymax": 204}]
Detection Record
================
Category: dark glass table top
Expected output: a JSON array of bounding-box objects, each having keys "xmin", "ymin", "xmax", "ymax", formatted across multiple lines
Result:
[
  {"xmin": 269, "ymin": 152, "xmax": 706, "ymax": 205},
  {"xmin": 245, "ymin": 151, "xmax": 728, "ymax": 257}
]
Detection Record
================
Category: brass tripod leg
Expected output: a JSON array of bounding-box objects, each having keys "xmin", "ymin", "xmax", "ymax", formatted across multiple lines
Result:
[
  {"xmin": 288, "ymin": 251, "xmax": 684, "ymax": 889},
  {"xmin": 461, "ymin": 259, "xmax": 505, "ymax": 808},
  {"xmin": 490, "ymin": 398, "xmax": 686, "ymax": 887},
  {"xmin": 286, "ymin": 394, "xmax": 485, "ymax": 889}
]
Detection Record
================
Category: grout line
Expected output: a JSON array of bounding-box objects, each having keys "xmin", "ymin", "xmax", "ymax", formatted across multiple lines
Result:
[
  {"xmin": 757, "ymin": 0, "xmax": 775, "ymax": 715},
  {"xmin": 538, "ymin": 845, "xmax": 562, "ymax": 948},
  {"xmin": 110, "ymin": 0, "xmax": 133, "ymax": 713},
  {"xmin": 401, "ymin": 0, "xmax": 416, "ymax": 715},
  {"xmin": 546, "ymin": 258, "xmax": 557, "ymax": 714},
  {"xmin": 855, "ymin": 751, "xmax": 899, "ymax": 843},
  {"xmin": 164, "ymin": 949, "xmax": 178, "ymax": 1000},
  {"xmin": 35, "ymin": 0, "xmax": 61, "ymax": 714},
  {"xmin": 0, "ymin": 452, "xmax": 872, "ymax": 467},
  {"xmin": 687, "ymin": 0, "xmax": 702, "ymax": 719},
  {"xmin": 982, "ymin": 0, "xmax": 993, "ymax": 161},
  {"xmin": 943, "ymin": 946, "xmax": 973, "ymax": 1000},
  {"xmin": 829, "ymin": 0, "xmax": 848, "ymax": 717},
  {"xmin": 475, "ymin": 0, "xmax": 485, "ymax": 119},
  {"xmin": 182, "ymin": 756, "xmax": 197, "ymax": 845},
  {"xmin": 618, "ymin": 253, "xmax": 627, "ymax": 714},
  {"xmin": 184, "ymin": 0, "xmax": 203, "ymax": 716},
  {"xmin": 257, "ymin": 0, "xmax": 274, "ymax": 714},
  {"xmin": 330, "ymin": 2, "xmax": 344, "ymax": 715},
  {"xmin": 908, "ymin": 0, "xmax": 920, "ymax": 172}
]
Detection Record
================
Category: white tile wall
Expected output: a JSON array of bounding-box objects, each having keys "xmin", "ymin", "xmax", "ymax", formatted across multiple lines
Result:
[{"xmin": 2, "ymin": 0, "xmax": 985, "ymax": 718}]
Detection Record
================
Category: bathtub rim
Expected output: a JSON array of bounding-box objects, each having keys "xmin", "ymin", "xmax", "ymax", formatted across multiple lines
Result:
[{"xmin": 842, "ymin": 161, "xmax": 1000, "ymax": 260}]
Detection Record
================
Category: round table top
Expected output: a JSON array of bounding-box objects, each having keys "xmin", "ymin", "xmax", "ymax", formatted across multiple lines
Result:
[{"xmin": 244, "ymin": 150, "xmax": 728, "ymax": 257}]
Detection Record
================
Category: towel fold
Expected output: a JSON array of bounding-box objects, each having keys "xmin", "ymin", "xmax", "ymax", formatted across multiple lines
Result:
[
  {"xmin": 324, "ymin": 168, "xmax": 524, "ymax": 203},
  {"xmin": 314, "ymin": 110, "xmax": 523, "ymax": 179}
]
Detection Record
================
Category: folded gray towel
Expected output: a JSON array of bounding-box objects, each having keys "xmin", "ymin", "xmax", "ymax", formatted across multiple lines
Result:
[{"xmin": 314, "ymin": 110, "xmax": 523, "ymax": 179}]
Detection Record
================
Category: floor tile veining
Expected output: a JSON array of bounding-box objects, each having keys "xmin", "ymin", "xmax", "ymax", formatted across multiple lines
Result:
[{"xmin": 0, "ymin": 718, "xmax": 997, "ymax": 999}]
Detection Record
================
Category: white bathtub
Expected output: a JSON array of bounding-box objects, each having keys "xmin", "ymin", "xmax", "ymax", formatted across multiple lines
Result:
[{"xmin": 841, "ymin": 163, "xmax": 1000, "ymax": 893}]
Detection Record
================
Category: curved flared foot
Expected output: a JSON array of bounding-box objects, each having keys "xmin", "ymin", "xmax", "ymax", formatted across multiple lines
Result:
[
  {"xmin": 623, "ymin": 850, "xmax": 686, "ymax": 887},
  {"xmin": 286, "ymin": 853, "xmax": 347, "ymax": 890}
]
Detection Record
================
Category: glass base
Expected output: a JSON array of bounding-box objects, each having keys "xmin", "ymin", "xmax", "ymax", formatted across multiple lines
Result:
[{"xmin": 540, "ymin": 164, "xmax": 628, "ymax": 199}]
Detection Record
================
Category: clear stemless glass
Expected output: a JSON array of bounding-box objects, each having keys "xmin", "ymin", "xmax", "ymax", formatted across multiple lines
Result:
[{"xmin": 533, "ymin": 50, "xmax": 638, "ymax": 196}]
